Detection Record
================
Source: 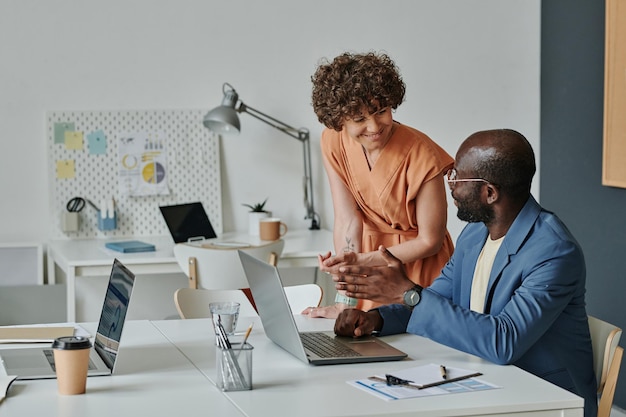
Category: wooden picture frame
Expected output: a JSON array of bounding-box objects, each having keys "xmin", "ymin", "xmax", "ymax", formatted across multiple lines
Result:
[{"xmin": 603, "ymin": 0, "xmax": 626, "ymax": 188}]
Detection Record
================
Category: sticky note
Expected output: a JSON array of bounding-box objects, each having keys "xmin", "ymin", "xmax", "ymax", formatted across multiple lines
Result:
[
  {"xmin": 54, "ymin": 122, "xmax": 75, "ymax": 144},
  {"xmin": 65, "ymin": 131, "xmax": 83, "ymax": 150},
  {"xmin": 87, "ymin": 130, "xmax": 107, "ymax": 155},
  {"xmin": 56, "ymin": 160, "xmax": 75, "ymax": 179}
]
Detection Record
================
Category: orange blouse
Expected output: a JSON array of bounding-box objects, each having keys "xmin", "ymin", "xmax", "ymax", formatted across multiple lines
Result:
[{"xmin": 321, "ymin": 122, "xmax": 455, "ymax": 311}]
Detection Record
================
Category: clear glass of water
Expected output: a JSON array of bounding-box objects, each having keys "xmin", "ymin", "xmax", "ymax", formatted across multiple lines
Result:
[{"xmin": 209, "ymin": 302, "xmax": 240, "ymax": 336}]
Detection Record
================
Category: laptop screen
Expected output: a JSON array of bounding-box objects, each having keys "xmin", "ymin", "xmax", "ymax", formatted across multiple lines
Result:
[
  {"xmin": 159, "ymin": 202, "xmax": 217, "ymax": 243},
  {"xmin": 94, "ymin": 259, "xmax": 135, "ymax": 370}
]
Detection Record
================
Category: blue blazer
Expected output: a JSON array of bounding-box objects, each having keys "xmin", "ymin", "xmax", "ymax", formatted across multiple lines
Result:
[{"xmin": 378, "ymin": 196, "xmax": 597, "ymax": 417}]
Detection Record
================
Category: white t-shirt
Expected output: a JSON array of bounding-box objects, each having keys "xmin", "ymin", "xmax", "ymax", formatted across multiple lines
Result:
[{"xmin": 470, "ymin": 235, "xmax": 505, "ymax": 313}]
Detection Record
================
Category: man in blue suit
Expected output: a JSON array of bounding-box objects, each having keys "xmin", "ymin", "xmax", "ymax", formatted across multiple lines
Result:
[{"xmin": 332, "ymin": 129, "xmax": 597, "ymax": 417}]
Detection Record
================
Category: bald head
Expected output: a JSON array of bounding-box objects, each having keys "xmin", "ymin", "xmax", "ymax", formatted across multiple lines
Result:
[{"xmin": 457, "ymin": 129, "xmax": 536, "ymax": 201}]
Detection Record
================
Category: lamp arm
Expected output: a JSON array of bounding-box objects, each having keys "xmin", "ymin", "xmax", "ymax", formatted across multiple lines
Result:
[
  {"xmin": 238, "ymin": 103, "xmax": 320, "ymax": 230},
  {"xmin": 238, "ymin": 103, "xmax": 303, "ymax": 141}
]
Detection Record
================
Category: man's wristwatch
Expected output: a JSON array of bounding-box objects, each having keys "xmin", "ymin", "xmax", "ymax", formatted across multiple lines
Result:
[{"xmin": 402, "ymin": 285, "xmax": 423, "ymax": 309}]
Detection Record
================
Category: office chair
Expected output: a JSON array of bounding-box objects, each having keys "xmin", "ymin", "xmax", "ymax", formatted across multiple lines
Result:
[
  {"xmin": 281, "ymin": 283, "xmax": 323, "ymax": 314},
  {"xmin": 174, "ymin": 284, "xmax": 323, "ymax": 320},
  {"xmin": 588, "ymin": 315, "xmax": 623, "ymax": 417},
  {"xmin": 174, "ymin": 288, "xmax": 258, "ymax": 319},
  {"xmin": 173, "ymin": 239, "xmax": 285, "ymax": 318},
  {"xmin": 173, "ymin": 239, "xmax": 285, "ymax": 290}
]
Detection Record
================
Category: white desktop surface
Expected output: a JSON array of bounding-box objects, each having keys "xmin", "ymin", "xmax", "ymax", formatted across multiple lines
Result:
[
  {"xmin": 152, "ymin": 315, "xmax": 584, "ymax": 417},
  {"xmin": 0, "ymin": 320, "xmax": 243, "ymax": 417},
  {"xmin": 48, "ymin": 229, "xmax": 333, "ymax": 321}
]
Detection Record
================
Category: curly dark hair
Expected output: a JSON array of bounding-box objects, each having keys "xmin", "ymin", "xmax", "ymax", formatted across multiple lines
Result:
[{"xmin": 311, "ymin": 52, "xmax": 406, "ymax": 131}]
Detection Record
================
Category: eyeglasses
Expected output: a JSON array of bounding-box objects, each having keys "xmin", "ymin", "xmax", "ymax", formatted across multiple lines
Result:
[{"xmin": 446, "ymin": 169, "xmax": 490, "ymax": 186}]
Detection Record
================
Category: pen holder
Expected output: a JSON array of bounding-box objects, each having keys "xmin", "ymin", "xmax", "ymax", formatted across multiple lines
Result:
[
  {"xmin": 216, "ymin": 343, "xmax": 253, "ymax": 391},
  {"xmin": 97, "ymin": 211, "xmax": 117, "ymax": 231},
  {"xmin": 61, "ymin": 212, "xmax": 80, "ymax": 233}
]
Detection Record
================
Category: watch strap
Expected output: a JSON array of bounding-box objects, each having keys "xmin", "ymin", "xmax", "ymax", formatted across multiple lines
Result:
[{"xmin": 335, "ymin": 293, "xmax": 358, "ymax": 307}]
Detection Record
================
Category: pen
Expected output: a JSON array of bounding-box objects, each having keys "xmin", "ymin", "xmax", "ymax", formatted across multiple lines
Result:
[
  {"xmin": 440, "ymin": 365, "xmax": 448, "ymax": 380},
  {"xmin": 242, "ymin": 323, "xmax": 253, "ymax": 346}
]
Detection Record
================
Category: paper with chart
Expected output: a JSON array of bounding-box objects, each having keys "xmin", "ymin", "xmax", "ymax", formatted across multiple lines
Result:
[
  {"xmin": 118, "ymin": 132, "xmax": 170, "ymax": 196},
  {"xmin": 349, "ymin": 363, "xmax": 499, "ymax": 401}
]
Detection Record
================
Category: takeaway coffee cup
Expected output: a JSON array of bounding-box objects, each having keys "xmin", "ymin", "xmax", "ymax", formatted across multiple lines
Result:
[
  {"xmin": 52, "ymin": 336, "xmax": 92, "ymax": 395},
  {"xmin": 259, "ymin": 218, "xmax": 288, "ymax": 241}
]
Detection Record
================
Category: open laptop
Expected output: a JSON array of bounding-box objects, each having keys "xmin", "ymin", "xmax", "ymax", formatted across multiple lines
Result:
[
  {"xmin": 238, "ymin": 251, "xmax": 407, "ymax": 365},
  {"xmin": 0, "ymin": 259, "xmax": 135, "ymax": 380},
  {"xmin": 159, "ymin": 202, "xmax": 217, "ymax": 243}
]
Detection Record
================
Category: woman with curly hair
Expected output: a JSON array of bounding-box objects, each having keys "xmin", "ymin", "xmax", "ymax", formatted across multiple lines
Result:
[{"xmin": 304, "ymin": 52, "xmax": 455, "ymax": 318}]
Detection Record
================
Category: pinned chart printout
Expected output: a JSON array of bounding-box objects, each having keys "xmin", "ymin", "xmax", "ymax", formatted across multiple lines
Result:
[{"xmin": 118, "ymin": 132, "xmax": 169, "ymax": 197}]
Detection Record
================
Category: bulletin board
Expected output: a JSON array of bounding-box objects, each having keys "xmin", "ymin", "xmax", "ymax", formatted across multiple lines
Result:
[
  {"xmin": 47, "ymin": 109, "xmax": 222, "ymax": 239},
  {"xmin": 603, "ymin": 0, "xmax": 626, "ymax": 188}
]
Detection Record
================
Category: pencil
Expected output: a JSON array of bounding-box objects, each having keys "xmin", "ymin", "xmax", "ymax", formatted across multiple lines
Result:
[{"xmin": 242, "ymin": 323, "xmax": 253, "ymax": 346}]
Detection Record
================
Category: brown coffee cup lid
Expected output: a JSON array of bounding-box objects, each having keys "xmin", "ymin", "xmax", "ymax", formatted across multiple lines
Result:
[{"xmin": 52, "ymin": 336, "xmax": 92, "ymax": 350}]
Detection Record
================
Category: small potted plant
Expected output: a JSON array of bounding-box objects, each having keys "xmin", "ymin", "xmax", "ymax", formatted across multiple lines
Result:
[{"xmin": 243, "ymin": 198, "xmax": 270, "ymax": 236}]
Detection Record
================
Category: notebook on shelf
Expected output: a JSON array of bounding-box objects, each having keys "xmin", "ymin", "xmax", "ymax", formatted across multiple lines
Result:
[
  {"xmin": 238, "ymin": 251, "xmax": 408, "ymax": 366},
  {"xmin": 105, "ymin": 240, "xmax": 156, "ymax": 253},
  {"xmin": 0, "ymin": 259, "xmax": 136, "ymax": 380}
]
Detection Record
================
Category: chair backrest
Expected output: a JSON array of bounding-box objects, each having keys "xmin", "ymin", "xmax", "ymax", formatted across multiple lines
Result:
[
  {"xmin": 173, "ymin": 240, "xmax": 285, "ymax": 290},
  {"xmin": 283, "ymin": 284, "xmax": 324, "ymax": 314},
  {"xmin": 588, "ymin": 315, "xmax": 623, "ymax": 417},
  {"xmin": 174, "ymin": 288, "xmax": 258, "ymax": 319},
  {"xmin": 173, "ymin": 284, "xmax": 323, "ymax": 320}
]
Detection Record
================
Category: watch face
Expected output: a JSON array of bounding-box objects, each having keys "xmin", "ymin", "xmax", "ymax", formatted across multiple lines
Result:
[{"xmin": 404, "ymin": 288, "xmax": 421, "ymax": 307}]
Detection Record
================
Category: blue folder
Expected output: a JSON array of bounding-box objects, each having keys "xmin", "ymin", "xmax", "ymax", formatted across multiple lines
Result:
[{"xmin": 105, "ymin": 240, "xmax": 156, "ymax": 253}]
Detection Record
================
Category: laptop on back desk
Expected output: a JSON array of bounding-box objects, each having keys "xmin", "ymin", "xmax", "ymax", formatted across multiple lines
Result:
[
  {"xmin": 0, "ymin": 259, "xmax": 135, "ymax": 379},
  {"xmin": 237, "ymin": 251, "xmax": 407, "ymax": 365},
  {"xmin": 159, "ymin": 202, "xmax": 217, "ymax": 243}
]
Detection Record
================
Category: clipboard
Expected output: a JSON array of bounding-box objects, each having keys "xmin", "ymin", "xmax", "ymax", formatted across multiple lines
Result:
[{"xmin": 368, "ymin": 371, "xmax": 483, "ymax": 390}]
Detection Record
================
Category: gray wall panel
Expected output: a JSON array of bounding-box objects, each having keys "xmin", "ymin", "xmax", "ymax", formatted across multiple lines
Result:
[{"xmin": 541, "ymin": 0, "xmax": 625, "ymax": 408}]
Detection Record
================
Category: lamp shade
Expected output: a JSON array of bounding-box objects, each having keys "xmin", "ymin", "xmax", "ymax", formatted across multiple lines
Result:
[
  {"xmin": 203, "ymin": 83, "xmax": 241, "ymax": 134},
  {"xmin": 203, "ymin": 106, "xmax": 240, "ymax": 133}
]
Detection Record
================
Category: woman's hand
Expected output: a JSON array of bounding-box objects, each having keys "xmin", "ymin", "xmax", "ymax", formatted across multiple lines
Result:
[
  {"xmin": 333, "ymin": 246, "xmax": 415, "ymax": 305},
  {"xmin": 301, "ymin": 303, "xmax": 349, "ymax": 319},
  {"xmin": 318, "ymin": 251, "xmax": 359, "ymax": 275}
]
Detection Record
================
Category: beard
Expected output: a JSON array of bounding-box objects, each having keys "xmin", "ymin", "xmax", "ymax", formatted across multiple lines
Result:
[{"xmin": 455, "ymin": 186, "xmax": 495, "ymax": 224}]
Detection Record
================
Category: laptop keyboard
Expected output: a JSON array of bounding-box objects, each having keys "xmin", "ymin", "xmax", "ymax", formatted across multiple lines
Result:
[
  {"xmin": 300, "ymin": 332, "xmax": 362, "ymax": 358},
  {"xmin": 43, "ymin": 349, "xmax": 99, "ymax": 371}
]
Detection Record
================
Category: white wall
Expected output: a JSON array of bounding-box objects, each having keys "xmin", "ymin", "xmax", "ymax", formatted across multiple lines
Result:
[{"xmin": 0, "ymin": 0, "xmax": 540, "ymax": 254}]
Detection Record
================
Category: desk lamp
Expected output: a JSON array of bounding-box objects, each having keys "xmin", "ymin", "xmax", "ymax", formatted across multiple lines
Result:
[{"xmin": 203, "ymin": 82, "xmax": 320, "ymax": 230}]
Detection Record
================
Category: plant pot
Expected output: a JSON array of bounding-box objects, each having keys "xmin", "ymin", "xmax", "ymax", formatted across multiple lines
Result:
[{"xmin": 248, "ymin": 211, "xmax": 270, "ymax": 236}]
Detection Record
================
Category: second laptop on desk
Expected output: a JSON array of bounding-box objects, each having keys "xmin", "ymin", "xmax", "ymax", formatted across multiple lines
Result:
[
  {"xmin": 0, "ymin": 259, "xmax": 136, "ymax": 379},
  {"xmin": 238, "ymin": 251, "xmax": 407, "ymax": 365}
]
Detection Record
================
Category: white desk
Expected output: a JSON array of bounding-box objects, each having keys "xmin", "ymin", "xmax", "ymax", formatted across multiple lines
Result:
[
  {"xmin": 1, "ymin": 318, "xmax": 584, "ymax": 417},
  {"xmin": 0, "ymin": 320, "xmax": 244, "ymax": 417},
  {"xmin": 153, "ymin": 316, "xmax": 584, "ymax": 417},
  {"xmin": 47, "ymin": 229, "xmax": 333, "ymax": 321}
]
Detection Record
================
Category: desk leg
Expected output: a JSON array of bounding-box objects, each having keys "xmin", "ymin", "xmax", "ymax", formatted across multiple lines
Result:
[{"xmin": 66, "ymin": 267, "xmax": 76, "ymax": 322}]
